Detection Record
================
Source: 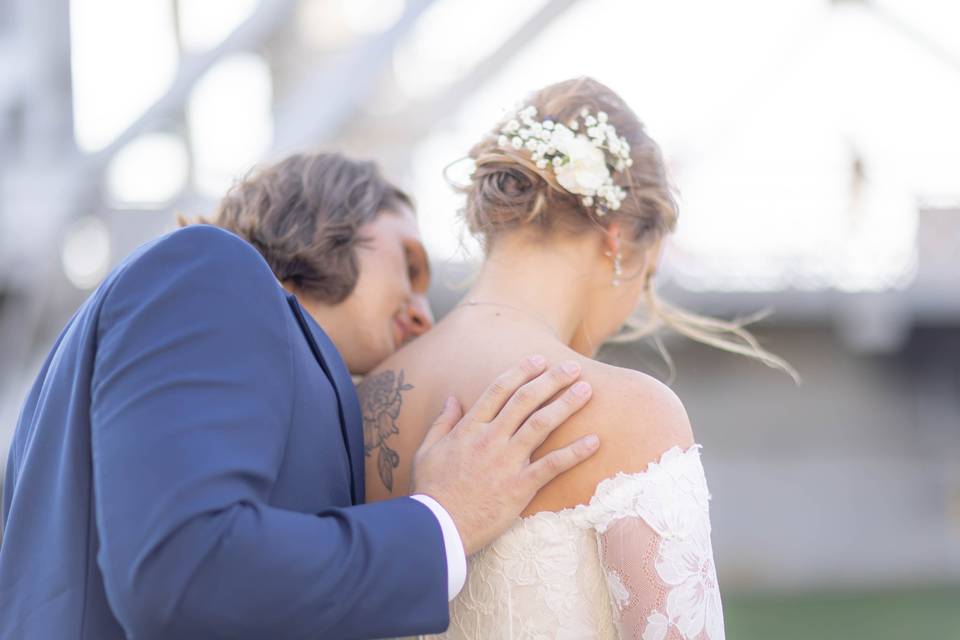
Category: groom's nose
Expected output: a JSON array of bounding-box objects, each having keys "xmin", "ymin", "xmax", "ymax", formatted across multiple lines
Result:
[{"xmin": 402, "ymin": 294, "xmax": 434, "ymax": 341}]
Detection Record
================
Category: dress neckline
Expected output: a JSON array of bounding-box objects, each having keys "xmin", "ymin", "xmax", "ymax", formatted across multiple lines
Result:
[{"xmin": 518, "ymin": 443, "xmax": 703, "ymax": 522}]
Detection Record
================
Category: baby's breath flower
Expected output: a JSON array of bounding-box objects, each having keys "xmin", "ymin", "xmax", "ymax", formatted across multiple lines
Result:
[{"xmin": 496, "ymin": 104, "xmax": 631, "ymax": 214}]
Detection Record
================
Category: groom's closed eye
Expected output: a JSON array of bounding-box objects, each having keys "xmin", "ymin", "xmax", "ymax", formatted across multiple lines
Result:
[{"xmin": 404, "ymin": 242, "xmax": 431, "ymax": 293}]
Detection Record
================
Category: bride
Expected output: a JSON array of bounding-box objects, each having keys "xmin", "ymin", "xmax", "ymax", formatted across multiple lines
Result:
[{"xmin": 360, "ymin": 77, "xmax": 795, "ymax": 639}]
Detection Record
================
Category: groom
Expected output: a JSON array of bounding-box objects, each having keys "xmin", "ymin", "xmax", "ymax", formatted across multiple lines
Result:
[{"xmin": 0, "ymin": 153, "xmax": 599, "ymax": 639}]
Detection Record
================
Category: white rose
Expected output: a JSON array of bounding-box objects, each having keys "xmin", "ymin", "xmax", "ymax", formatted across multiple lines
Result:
[{"xmin": 554, "ymin": 135, "xmax": 609, "ymax": 195}]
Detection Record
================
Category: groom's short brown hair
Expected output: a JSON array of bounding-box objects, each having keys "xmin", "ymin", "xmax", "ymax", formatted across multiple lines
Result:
[{"xmin": 192, "ymin": 152, "xmax": 413, "ymax": 304}]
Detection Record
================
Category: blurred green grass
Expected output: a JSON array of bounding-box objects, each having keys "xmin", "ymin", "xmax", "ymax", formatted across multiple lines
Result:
[{"xmin": 724, "ymin": 586, "xmax": 960, "ymax": 640}]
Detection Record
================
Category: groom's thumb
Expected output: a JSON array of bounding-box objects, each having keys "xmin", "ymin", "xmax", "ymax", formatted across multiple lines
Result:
[{"xmin": 420, "ymin": 396, "xmax": 462, "ymax": 451}]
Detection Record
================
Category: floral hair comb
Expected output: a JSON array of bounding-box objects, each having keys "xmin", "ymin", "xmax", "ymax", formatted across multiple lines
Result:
[{"xmin": 497, "ymin": 105, "xmax": 632, "ymax": 215}]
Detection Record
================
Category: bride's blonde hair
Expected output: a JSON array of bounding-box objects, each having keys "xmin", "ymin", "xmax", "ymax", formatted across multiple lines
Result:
[{"xmin": 456, "ymin": 76, "xmax": 800, "ymax": 384}]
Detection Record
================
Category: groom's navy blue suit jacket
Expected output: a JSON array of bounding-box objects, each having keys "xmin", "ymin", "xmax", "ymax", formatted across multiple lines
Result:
[{"xmin": 0, "ymin": 225, "xmax": 449, "ymax": 639}]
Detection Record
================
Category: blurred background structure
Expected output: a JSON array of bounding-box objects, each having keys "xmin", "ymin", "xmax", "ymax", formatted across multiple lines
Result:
[{"xmin": 1, "ymin": 1, "xmax": 958, "ymax": 637}]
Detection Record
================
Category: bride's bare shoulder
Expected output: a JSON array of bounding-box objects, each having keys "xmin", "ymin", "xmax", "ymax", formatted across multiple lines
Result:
[
  {"xmin": 587, "ymin": 361, "xmax": 693, "ymax": 445},
  {"xmin": 523, "ymin": 360, "xmax": 696, "ymax": 514},
  {"xmin": 576, "ymin": 361, "xmax": 694, "ymax": 468}
]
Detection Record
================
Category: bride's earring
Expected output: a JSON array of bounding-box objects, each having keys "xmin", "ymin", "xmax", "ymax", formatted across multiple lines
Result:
[{"xmin": 605, "ymin": 250, "xmax": 623, "ymax": 287}]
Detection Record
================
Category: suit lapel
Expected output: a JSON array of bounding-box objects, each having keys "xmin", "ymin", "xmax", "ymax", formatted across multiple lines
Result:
[{"xmin": 285, "ymin": 295, "xmax": 365, "ymax": 505}]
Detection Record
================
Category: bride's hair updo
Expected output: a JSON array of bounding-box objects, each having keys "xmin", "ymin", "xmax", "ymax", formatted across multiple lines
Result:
[
  {"xmin": 461, "ymin": 76, "xmax": 673, "ymax": 250},
  {"xmin": 458, "ymin": 76, "xmax": 799, "ymax": 383}
]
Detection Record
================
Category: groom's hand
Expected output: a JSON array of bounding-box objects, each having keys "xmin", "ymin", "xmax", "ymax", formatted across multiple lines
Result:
[{"xmin": 410, "ymin": 356, "xmax": 597, "ymax": 556}]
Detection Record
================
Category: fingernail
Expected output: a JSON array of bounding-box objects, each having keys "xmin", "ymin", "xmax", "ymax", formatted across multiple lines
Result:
[
  {"xmin": 571, "ymin": 381, "xmax": 591, "ymax": 397},
  {"xmin": 445, "ymin": 396, "xmax": 456, "ymax": 411},
  {"xmin": 528, "ymin": 354, "xmax": 547, "ymax": 369},
  {"xmin": 562, "ymin": 361, "xmax": 581, "ymax": 376},
  {"xmin": 584, "ymin": 434, "xmax": 600, "ymax": 449}
]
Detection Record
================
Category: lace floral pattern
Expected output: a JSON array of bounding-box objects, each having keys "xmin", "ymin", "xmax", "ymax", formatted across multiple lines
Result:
[{"xmin": 417, "ymin": 445, "xmax": 723, "ymax": 640}]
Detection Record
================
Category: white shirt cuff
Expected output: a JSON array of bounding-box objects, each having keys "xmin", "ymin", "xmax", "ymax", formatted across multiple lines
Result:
[{"xmin": 410, "ymin": 494, "xmax": 467, "ymax": 601}]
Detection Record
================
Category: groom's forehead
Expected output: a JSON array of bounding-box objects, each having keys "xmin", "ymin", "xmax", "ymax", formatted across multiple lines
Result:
[{"xmin": 373, "ymin": 204, "xmax": 422, "ymax": 242}]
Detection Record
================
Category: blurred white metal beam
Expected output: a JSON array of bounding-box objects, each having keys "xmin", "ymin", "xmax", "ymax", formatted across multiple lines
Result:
[
  {"xmin": 1, "ymin": 0, "xmax": 75, "ymax": 274},
  {"xmin": 13, "ymin": 0, "xmax": 73, "ymax": 160},
  {"xmin": 0, "ymin": 39, "xmax": 24, "ymax": 113},
  {"xmin": 361, "ymin": 0, "xmax": 585, "ymax": 144},
  {"xmin": 404, "ymin": 0, "xmax": 583, "ymax": 133},
  {"xmin": 269, "ymin": 0, "xmax": 439, "ymax": 155},
  {"xmin": 85, "ymin": 0, "xmax": 300, "ymax": 175},
  {"xmin": 869, "ymin": 1, "xmax": 960, "ymax": 76}
]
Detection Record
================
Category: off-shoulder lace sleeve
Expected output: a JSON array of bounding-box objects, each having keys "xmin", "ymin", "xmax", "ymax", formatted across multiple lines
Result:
[{"xmin": 571, "ymin": 445, "xmax": 725, "ymax": 640}]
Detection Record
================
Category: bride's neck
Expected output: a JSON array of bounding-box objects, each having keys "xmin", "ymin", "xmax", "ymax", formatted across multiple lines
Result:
[{"xmin": 465, "ymin": 235, "xmax": 595, "ymax": 348}]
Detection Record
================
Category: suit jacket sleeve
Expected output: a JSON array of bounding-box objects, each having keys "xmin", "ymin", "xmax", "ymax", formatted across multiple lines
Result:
[{"xmin": 90, "ymin": 225, "xmax": 449, "ymax": 640}]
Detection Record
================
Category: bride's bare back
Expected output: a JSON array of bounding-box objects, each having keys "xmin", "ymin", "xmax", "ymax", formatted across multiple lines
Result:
[
  {"xmin": 354, "ymin": 76, "xmax": 739, "ymax": 638},
  {"xmin": 359, "ymin": 305, "xmax": 694, "ymax": 515},
  {"xmin": 358, "ymin": 306, "xmax": 729, "ymax": 639}
]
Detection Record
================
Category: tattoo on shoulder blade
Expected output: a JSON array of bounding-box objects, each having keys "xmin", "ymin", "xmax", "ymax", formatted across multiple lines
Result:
[{"xmin": 357, "ymin": 369, "xmax": 413, "ymax": 492}]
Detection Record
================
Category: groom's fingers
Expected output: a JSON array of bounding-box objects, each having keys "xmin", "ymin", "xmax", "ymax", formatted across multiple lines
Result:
[
  {"xmin": 523, "ymin": 434, "xmax": 601, "ymax": 490},
  {"xmin": 510, "ymin": 380, "xmax": 592, "ymax": 453},
  {"xmin": 492, "ymin": 361, "xmax": 582, "ymax": 436},
  {"xmin": 466, "ymin": 355, "xmax": 548, "ymax": 423},
  {"xmin": 419, "ymin": 396, "xmax": 463, "ymax": 452}
]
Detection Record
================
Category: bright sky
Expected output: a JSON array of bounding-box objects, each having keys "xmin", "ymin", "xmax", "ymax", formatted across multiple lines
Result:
[{"xmin": 68, "ymin": 0, "xmax": 960, "ymax": 291}]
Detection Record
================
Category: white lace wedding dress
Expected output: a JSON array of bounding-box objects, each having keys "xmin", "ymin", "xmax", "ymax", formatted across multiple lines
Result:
[{"xmin": 418, "ymin": 445, "xmax": 724, "ymax": 640}]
